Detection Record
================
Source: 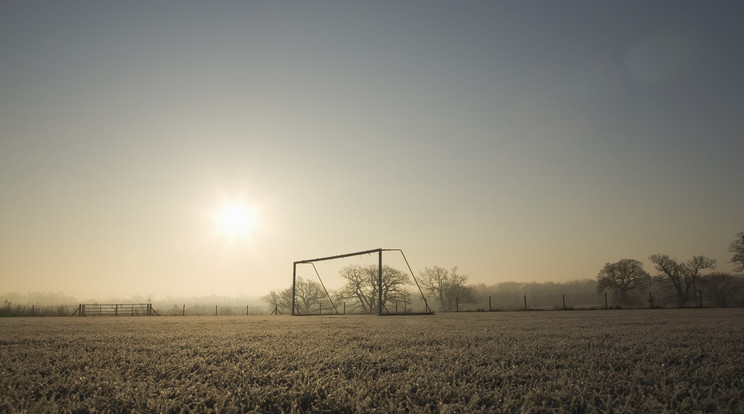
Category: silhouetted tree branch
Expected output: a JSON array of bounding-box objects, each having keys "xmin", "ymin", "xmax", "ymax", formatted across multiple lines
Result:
[
  {"xmin": 650, "ymin": 254, "xmax": 715, "ymax": 306},
  {"xmin": 700, "ymin": 272, "xmax": 738, "ymax": 307},
  {"xmin": 338, "ymin": 265, "xmax": 410, "ymax": 313},
  {"xmin": 596, "ymin": 259, "xmax": 651, "ymax": 305},
  {"xmin": 294, "ymin": 277, "xmax": 329, "ymax": 314},
  {"xmin": 420, "ymin": 266, "xmax": 476, "ymax": 311},
  {"xmin": 261, "ymin": 288, "xmax": 292, "ymax": 314},
  {"xmin": 730, "ymin": 231, "xmax": 744, "ymax": 272}
]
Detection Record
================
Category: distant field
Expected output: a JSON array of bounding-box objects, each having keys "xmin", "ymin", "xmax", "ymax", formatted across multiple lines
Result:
[{"xmin": 2, "ymin": 310, "xmax": 744, "ymax": 412}]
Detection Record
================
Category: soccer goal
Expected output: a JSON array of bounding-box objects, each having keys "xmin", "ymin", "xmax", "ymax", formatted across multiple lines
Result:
[{"xmin": 292, "ymin": 248, "xmax": 432, "ymax": 316}]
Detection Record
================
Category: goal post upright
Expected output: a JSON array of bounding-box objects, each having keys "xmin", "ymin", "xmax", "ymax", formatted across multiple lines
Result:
[
  {"xmin": 378, "ymin": 249, "xmax": 383, "ymax": 316},
  {"xmin": 292, "ymin": 261, "xmax": 297, "ymax": 316}
]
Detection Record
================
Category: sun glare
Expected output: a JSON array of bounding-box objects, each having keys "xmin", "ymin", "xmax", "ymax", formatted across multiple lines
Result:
[{"xmin": 216, "ymin": 203, "xmax": 255, "ymax": 240}]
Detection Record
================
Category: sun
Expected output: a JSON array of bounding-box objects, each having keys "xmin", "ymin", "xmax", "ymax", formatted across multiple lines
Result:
[{"xmin": 216, "ymin": 203, "xmax": 256, "ymax": 240}]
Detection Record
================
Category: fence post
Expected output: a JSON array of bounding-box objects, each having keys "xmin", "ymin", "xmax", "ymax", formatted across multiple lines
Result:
[
  {"xmin": 524, "ymin": 295, "xmax": 527, "ymax": 311},
  {"xmin": 648, "ymin": 292, "xmax": 653, "ymax": 308},
  {"xmin": 604, "ymin": 293, "xmax": 608, "ymax": 309},
  {"xmin": 215, "ymin": 305, "xmax": 218, "ymax": 316},
  {"xmin": 456, "ymin": 297, "xmax": 459, "ymax": 312},
  {"xmin": 31, "ymin": 305, "xmax": 34, "ymax": 317},
  {"xmin": 246, "ymin": 305, "xmax": 249, "ymax": 315},
  {"xmin": 182, "ymin": 304, "xmax": 185, "ymax": 316},
  {"xmin": 562, "ymin": 294, "xmax": 566, "ymax": 310}
]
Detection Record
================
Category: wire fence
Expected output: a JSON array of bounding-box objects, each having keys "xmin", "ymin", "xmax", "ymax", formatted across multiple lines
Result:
[
  {"xmin": 3, "ymin": 287, "xmax": 743, "ymax": 317},
  {"xmin": 454, "ymin": 293, "xmax": 610, "ymax": 312},
  {"xmin": 440, "ymin": 289, "xmax": 744, "ymax": 312},
  {"xmin": 0, "ymin": 303, "xmax": 265, "ymax": 317},
  {"xmin": 159, "ymin": 304, "xmax": 259, "ymax": 316}
]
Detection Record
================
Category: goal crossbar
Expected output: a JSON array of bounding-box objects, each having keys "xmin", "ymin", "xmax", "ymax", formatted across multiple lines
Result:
[
  {"xmin": 294, "ymin": 248, "xmax": 385, "ymax": 265},
  {"xmin": 292, "ymin": 248, "xmax": 432, "ymax": 316}
]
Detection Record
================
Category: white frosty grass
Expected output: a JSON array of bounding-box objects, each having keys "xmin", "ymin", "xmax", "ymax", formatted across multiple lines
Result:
[{"xmin": 1, "ymin": 309, "xmax": 743, "ymax": 412}]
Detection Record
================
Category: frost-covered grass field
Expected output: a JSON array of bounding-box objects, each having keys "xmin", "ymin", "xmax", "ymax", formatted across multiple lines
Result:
[{"xmin": 2, "ymin": 309, "xmax": 744, "ymax": 413}]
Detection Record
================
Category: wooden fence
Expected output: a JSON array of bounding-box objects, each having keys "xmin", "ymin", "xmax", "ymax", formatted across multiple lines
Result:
[{"xmin": 72, "ymin": 303, "xmax": 156, "ymax": 316}]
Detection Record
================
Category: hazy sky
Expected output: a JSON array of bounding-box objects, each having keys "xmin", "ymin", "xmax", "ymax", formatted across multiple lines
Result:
[{"xmin": 1, "ymin": 1, "xmax": 742, "ymax": 300}]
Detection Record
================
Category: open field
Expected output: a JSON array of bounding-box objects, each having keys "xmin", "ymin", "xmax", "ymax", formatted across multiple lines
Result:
[{"xmin": 2, "ymin": 310, "xmax": 744, "ymax": 412}]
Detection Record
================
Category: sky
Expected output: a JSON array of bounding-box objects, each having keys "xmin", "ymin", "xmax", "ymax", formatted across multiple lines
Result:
[{"xmin": 1, "ymin": 1, "xmax": 743, "ymax": 301}]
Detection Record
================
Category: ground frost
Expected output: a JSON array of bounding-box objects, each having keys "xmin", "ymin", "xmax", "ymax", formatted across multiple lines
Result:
[{"xmin": 1, "ymin": 309, "xmax": 743, "ymax": 412}]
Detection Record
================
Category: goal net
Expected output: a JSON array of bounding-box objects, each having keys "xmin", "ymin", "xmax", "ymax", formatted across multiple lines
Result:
[{"xmin": 291, "ymin": 248, "xmax": 432, "ymax": 315}]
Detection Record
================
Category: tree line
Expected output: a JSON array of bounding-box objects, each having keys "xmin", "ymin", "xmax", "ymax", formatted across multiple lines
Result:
[
  {"xmin": 266, "ymin": 232, "xmax": 744, "ymax": 313},
  {"xmin": 263, "ymin": 264, "xmax": 605, "ymax": 314},
  {"xmin": 597, "ymin": 232, "xmax": 744, "ymax": 307}
]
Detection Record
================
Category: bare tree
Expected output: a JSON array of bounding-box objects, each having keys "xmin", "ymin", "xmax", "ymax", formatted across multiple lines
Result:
[
  {"xmin": 649, "ymin": 254, "xmax": 688, "ymax": 305},
  {"xmin": 699, "ymin": 272, "xmax": 737, "ymax": 307},
  {"xmin": 338, "ymin": 265, "xmax": 376, "ymax": 313},
  {"xmin": 446, "ymin": 267, "xmax": 476, "ymax": 310},
  {"xmin": 261, "ymin": 288, "xmax": 292, "ymax": 314},
  {"xmin": 293, "ymin": 277, "xmax": 329, "ymax": 314},
  {"xmin": 730, "ymin": 231, "xmax": 744, "ymax": 272},
  {"xmin": 419, "ymin": 266, "xmax": 448, "ymax": 310},
  {"xmin": 338, "ymin": 265, "xmax": 411, "ymax": 313},
  {"xmin": 650, "ymin": 254, "xmax": 716, "ymax": 306},
  {"xmin": 686, "ymin": 256, "xmax": 717, "ymax": 299},
  {"xmin": 420, "ymin": 266, "xmax": 476, "ymax": 311},
  {"xmin": 379, "ymin": 266, "xmax": 411, "ymax": 311},
  {"xmin": 596, "ymin": 259, "xmax": 651, "ymax": 305}
]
